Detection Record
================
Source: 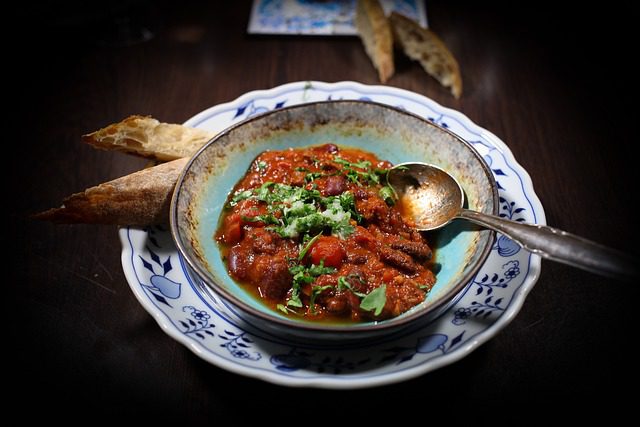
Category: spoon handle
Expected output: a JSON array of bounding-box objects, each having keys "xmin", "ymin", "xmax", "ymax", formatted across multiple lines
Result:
[{"xmin": 458, "ymin": 209, "xmax": 638, "ymax": 281}]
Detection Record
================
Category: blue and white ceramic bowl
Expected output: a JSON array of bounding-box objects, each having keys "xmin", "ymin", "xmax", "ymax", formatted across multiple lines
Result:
[{"xmin": 170, "ymin": 100, "xmax": 498, "ymax": 340}]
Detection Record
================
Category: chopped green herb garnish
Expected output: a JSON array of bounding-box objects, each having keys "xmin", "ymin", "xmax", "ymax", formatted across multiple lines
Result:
[
  {"xmin": 333, "ymin": 156, "xmax": 389, "ymax": 186},
  {"xmin": 337, "ymin": 276, "xmax": 367, "ymax": 298},
  {"xmin": 378, "ymin": 185, "xmax": 396, "ymax": 206},
  {"xmin": 256, "ymin": 160, "xmax": 267, "ymax": 171},
  {"xmin": 283, "ymin": 200, "xmax": 317, "ymax": 219},
  {"xmin": 277, "ymin": 303, "xmax": 296, "ymax": 314},
  {"xmin": 230, "ymin": 182, "xmax": 358, "ymax": 239},
  {"xmin": 229, "ymin": 189, "xmax": 253, "ymax": 206},
  {"xmin": 285, "ymin": 261, "xmax": 336, "ymax": 309},
  {"xmin": 254, "ymin": 181, "xmax": 276, "ymax": 201},
  {"xmin": 241, "ymin": 214, "xmax": 279, "ymax": 225},
  {"xmin": 337, "ymin": 276, "xmax": 387, "ymax": 315},
  {"xmin": 294, "ymin": 167, "xmax": 324, "ymax": 181},
  {"xmin": 331, "ymin": 221, "xmax": 355, "ymax": 240},
  {"xmin": 298, "ymin": 232, "xmax": 322, "ymax": 261},
  {"xmin": 334, "ymin": 157, "xmax": 372, "ymax": 170},
  {"xmin": 287, "ymin": 285, "xmax": 303, "ymax": 308},
  {"xmin": 360, "ymin": 285, "xmax": 387, "ymax": 316},
  {"xmin": 305, "ymin": 172, "xmax": 324, "ymax": 182},
  {"xmin": 322, "ymin": 191, "xmax": 362, "ymax": 224},
  {"xmin": 306, "ymin": 261, "xmax": 337, "ymax": 276},
  {"xmin": 310, "ymin": 285, "xmax": 334, "ymax": 313}
]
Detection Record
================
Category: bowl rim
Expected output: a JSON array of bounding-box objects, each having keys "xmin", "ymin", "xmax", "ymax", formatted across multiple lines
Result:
[{"xmin": 170, "ymin": 99, "xmax": 499, "ymax": 334}]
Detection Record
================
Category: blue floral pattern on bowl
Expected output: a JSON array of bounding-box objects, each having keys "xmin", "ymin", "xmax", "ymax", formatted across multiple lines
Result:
[{"xmin": 120, "ymin": 81, "xmax": 544, "ymax": 388}]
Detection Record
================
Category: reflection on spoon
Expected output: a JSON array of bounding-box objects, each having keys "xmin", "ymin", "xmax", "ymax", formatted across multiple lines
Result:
[{"xmin": 387, "ymin": 162, "xmax": 639, "ymax": 281}]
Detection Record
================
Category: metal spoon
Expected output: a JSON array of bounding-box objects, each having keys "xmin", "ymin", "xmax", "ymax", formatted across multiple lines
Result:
[{"xmin": 387, "ymin": 162, "xmax": 638, "ymax": 281}]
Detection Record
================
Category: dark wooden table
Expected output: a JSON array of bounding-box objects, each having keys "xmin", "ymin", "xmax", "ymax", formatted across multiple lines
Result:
[{"xmin": 10, "ymin": 1, "xmax": 638, "ymax": 418}]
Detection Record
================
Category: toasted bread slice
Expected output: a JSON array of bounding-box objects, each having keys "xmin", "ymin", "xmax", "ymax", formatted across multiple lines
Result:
[
  {"xmin": 355, "ymin": 0, "xmax": 394, "ymax": 83},
  {"xmin": 82, "ymin": 115, "xmax": 215, "ymax": 161},
  {"xmin": 33, "ymin": 158, "xmax": 188, "ymax": 225},
  {"xmin": 389, "ymin": 12, "xmax": 462, "ymax": 98}
]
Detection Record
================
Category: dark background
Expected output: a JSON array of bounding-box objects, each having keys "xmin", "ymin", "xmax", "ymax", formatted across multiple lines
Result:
[{"xmin": 9, "ymin": 1, "xmax": 638, "ymax": 419}]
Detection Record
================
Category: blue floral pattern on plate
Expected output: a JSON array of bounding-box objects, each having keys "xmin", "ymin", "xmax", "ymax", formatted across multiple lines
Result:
[{"xmin": 120, "ymin": 81, "xmax": 545, "ymax": 388}]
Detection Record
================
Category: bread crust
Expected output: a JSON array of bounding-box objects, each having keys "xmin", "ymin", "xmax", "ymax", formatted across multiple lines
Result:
[
  {"xmin": 33, "ymin": 158, "xmax": 188, "ymax": 225},
  {"xmin": 355, "ymin": 0, "xmax": 394, "ymax": 83},
  {"xmin": 389, "ymin": 12, "xmax": 462, "ymax": 98},
  {"xmin": 82, "ymin": 115, "xmax": 214, "ymax": 161}
]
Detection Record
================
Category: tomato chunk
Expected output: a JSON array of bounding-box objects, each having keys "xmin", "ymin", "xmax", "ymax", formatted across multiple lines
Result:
[{"xmin": 309, "ymin": 236, "xmax": 345, "ymax": 268}]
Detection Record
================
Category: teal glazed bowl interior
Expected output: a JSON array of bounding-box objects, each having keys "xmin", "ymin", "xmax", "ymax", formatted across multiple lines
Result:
[{"xmin": 171, "ymin": 100, "xmax": 498, "ymax": 340}]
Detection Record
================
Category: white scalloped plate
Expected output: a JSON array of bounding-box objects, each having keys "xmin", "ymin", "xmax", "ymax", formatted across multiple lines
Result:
[{"xmin": 119, "ymin": 81, "xmax": 544, "ymax": 388}]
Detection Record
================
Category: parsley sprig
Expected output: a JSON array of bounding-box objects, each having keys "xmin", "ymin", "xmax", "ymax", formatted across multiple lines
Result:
[
  {"xmin": 359, "ymin": 285, "xmax": 387, "ymax": 316},
  {"xmin": 286, "ymin": 261, "xmax": 336, "ymax": 309},
  {"xmin": 338, "ymin": 275, "xmax": 387, "ymax": 316},
  {"xmin": 332, "ymin": 156, "xmax": 397, "ymax": 206},
  {"xmin": 333, "ymin": 157, "xmax": 386, "ymax": 186}
]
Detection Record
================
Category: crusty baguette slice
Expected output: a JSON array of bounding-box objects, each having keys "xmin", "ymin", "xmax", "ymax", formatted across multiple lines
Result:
[
  {"xmin": 33, "ymin": 158, "xmax": 188, "ymax": 225},
  {"xmin": 389, "ymin": 12, "xmax": 462, "ymax": 98},
  {"xmin": 82, "ymin": 115, "xmax": 215, "ymax": 161},
  {"xmin": 355, "ymin": 0, "xmax": 394, "ymax": 83}
]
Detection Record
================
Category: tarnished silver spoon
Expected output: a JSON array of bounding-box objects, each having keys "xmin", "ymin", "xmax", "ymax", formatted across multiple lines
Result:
[{"xmin": 387, "ymin": 162, "xmax": 638, "ymax": 281}]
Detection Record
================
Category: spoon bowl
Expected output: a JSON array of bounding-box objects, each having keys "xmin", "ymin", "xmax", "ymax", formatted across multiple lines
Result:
[{"xmin": 388, "ymin": 162, "xmax": 465, "ymax": 231}]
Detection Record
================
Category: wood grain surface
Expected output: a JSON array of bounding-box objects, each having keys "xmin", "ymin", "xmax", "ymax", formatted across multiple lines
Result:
[{"xmin": 9, "ymin": 1, "xmax": 638, "ymax": 419}]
